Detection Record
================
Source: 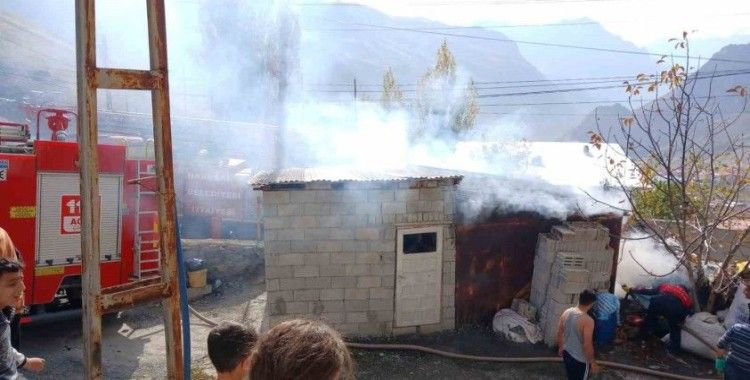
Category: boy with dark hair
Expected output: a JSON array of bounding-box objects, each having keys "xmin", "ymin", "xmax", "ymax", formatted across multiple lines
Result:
[
  {"xmin": 557, "ymin": 289, "xmax": 600, "ymax": 380},
  {"xmin": 0, "ymin": 259, "xmax": 44, "ymax": 378},
  {"xmin": 207, "ymin": 321, "xmax": 258, "ymax": 380},
  {"xmin": 249, "ymin": 319, "xmax": 354, "ymax": 380}
]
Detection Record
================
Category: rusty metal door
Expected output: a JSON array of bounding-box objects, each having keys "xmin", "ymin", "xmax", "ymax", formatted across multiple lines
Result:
[{"xmin": 395, "ymin": 226, "xmax": 443, "ymax": 327}]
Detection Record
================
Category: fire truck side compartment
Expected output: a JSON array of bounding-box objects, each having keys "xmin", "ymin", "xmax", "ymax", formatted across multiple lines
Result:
[{"xmin": 1, "ymin": 140, "xmax": 141, "ymax": 309}]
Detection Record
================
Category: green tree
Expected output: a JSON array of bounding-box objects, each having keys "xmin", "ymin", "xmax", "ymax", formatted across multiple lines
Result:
[{"xmin": 381, "ymin": 67, "xmax": 404, "ymax": 110}]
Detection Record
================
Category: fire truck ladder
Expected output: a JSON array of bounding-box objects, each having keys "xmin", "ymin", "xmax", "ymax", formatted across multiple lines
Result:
[
  {"xmin": 133, "ymin": 161, "xmax": 161, "ymax": 278},
  {"xmin": 75, "ymin": 1, "xmax": 184, "ymax": 379},
  {"xmin": 0, "ymin": 121, "xmax": 29, "ymax": 144}
]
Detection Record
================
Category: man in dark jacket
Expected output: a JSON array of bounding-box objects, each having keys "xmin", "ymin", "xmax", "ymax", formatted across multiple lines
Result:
[{"xmin": 630, "ymin": 283, "xmax": 693, "ymax": 352}]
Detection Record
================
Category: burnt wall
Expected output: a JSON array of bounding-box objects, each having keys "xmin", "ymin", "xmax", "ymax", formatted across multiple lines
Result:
[{"xmin": 455, "ymin": 212, "xmax": 622, "ymax": 327}]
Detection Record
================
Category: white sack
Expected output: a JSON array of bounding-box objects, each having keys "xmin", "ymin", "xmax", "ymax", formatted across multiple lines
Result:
[
  {"xmin": 492, "ymin": 308, "xmax": 543, "ymax": 344},
  {"xmin": 662, "ymin": 312, "xmax": 725, "ymax": 359}
]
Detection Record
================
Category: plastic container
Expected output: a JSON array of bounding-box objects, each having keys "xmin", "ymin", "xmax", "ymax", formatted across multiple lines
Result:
[
  {"xmin": 188, "ymin": 268, "xmax": 207, "ymax": 288},
  {"xmin": 594, "ymin": 312, "xmax": 617, "ymax": 345},
  {"xmin": 715, "ymin": 357, "xmax": 726, "ymax": 372}
]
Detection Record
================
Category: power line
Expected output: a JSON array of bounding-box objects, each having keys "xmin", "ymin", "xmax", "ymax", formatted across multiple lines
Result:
[
  {"xmin": 306, "ymin": 20, "xmax": 602, "ymax": 32},
  {"xmin": 477, "ymin": 70, "xmax": 750, "ymax": 97},
  {"xmin": 318, "ymin": 21, "xmax": 750, "ymax": 65},
  {"xmin": 303, "ymin": 70, "xmax": 750, "ymax": 97},
  {"xmin": 306, "ymin": 12, "xmax": 750, "ymax": 32},
  {"xmin": 308, "ymin": 81, "xmax": 624, "ymax": 93},
  {"xmin": 303, "ymin": 69, "xmax": 750, "ymax": 91},
  {"xmin": 476, "ymin": 94, "xmax": 743, "ymax": 107},
  {"xmin": 479, "ymin": 112, "xmax": 623, "ymax": 116}
]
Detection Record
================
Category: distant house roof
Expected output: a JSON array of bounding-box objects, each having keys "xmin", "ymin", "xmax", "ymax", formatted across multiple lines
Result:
[{"xmin": 250, "ymin": 167, "xmax": 462, "ymax": 189}]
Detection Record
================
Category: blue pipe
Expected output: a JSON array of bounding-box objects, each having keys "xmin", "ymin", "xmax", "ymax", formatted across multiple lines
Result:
[{"xmin": 175, "ymin": 219, "xmax": 191, "ymax": 379}]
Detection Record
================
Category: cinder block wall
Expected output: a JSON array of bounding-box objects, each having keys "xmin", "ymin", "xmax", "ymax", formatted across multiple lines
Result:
[
  {"xmin": 530, "ymin": 222, "xmax": 614, "ymax": 347},
  {"xmin": 261, "ymin": 179, "xmax": 456, "ymax": 336}
]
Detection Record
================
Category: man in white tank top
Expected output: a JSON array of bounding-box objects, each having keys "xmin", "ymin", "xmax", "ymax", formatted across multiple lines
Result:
[{"xmin": 556, "ymin": 289, "xmax": 601, "ymax": 379}]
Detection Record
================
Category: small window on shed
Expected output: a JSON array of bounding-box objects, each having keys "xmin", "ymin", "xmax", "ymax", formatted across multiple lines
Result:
[{"xmin": 403, "ymin": 232, "xmax": 438, "ymax": 254}]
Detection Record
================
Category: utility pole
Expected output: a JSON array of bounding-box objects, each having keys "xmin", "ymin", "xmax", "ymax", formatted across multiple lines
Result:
[{"xmin": 353, "ymin": 77, "xmax": 357, "ymax": 100}]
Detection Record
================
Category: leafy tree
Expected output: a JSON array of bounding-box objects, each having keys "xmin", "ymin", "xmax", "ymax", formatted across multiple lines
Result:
[
  {"xmin": 413, "ymin": 40, "xmax": 479, "ymax": 139},
  {"xmin": 630, "ymin": 182, "xmax": 681, "ymax": 220},
  {"xmin": 381, "ymin": 67, "xmax": 404, "ymax": 110},
  {"xmin": 452, "ymin": 80, "xmax": 480, "ymax": 134},
  {"xmin": 592, "ymin": 32, "xmax": 749, "ymax": 311},
  {"xmin": 434, "ymin": 40, "xmax": 457, "ymax": 80}
]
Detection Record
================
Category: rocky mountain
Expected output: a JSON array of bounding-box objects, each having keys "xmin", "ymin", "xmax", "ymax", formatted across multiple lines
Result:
[
  {"xmin": 568, "ymin": 43, "xmax": 750, "ymax": 142},
  {"xmin": 0, "ymin": 9, "xmax": 75, "ymax": 123},
  {"xmin": 1, "ymin": 2, "xmax": 748, "ymax": 143},
  {"xmin": 499, "ymin": 18, "xmax": 655, "ymax": 83}
]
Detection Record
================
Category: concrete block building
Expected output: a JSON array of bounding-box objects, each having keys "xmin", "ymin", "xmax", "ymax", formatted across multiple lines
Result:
[{"xmin": 251, "ymin": 168, "xmax": 462, "ymax": 336}]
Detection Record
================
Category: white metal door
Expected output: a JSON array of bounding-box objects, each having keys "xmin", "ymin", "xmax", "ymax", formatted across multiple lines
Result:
[
  {"xmin": 36, "ymin": 173, "xmax": 122, "ymax": 265},
  {"xmin": 395, "ymin": 226, "xmax": 443, "ymax": 327}
]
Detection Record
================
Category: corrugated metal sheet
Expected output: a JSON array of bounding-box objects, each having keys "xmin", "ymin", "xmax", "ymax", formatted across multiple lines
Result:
[
  {"xmin": 250, "ymin": 167, "xmax": 462, "ymax": 189},
  {"xmin": 455, "ymin": 212, "xmax": 622, "ymax": 327}
]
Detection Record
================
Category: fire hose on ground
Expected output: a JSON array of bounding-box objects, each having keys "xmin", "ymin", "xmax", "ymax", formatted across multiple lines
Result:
[{"xmin": 185, "ymin": 305, "xmax": 714, "ymax": 380}]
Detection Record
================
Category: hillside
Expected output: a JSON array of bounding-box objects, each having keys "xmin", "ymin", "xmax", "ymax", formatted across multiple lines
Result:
[
  {"xmin": 2, "ymin": 2, "xmax": 747, "ymax": 143},
  {"xmin": 295, "ymin": 6, "xmax": 598, "ymax": 139},
  {"xmin": 500, "ymin": 18, "xmax": 654, "ymax": 83},
  {"xmin": 0, "ymin": 9, "xmax": 75, "ymax": 122},
  {"xmin": 568, "ymin": 43, "xmax": 750, "ymax": 142}
]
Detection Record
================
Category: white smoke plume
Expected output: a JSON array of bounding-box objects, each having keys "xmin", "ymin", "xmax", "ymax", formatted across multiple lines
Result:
[
  {"xmin": 614, "ymin": 230, "xmax": 691, "ymax": 297},
  {"xmin": 1, "ymin": 0, "xmax": 633, "ymax": 221}
]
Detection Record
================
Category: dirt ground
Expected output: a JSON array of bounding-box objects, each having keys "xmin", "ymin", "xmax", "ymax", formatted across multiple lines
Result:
[
  {"xmin": 14, "ymin": 271, "xmax": 719, "ymax": 379},
  {"xmin": 17, "ymin": 274, "xmax": 267, "ymax": 380},
  {"xmin": 351, "ymin": 327, "xmax": 718, "ymax": 380}
]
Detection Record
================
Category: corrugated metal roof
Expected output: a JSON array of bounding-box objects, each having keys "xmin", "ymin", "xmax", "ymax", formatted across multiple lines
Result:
[{"xmin": 250, "ymin": 167, "xmax": 462, "ymax": 189}]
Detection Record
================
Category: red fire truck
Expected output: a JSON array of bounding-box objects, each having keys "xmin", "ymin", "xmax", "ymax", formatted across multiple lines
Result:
[{"xmin": 0, "ymin": 109, "xmax": 159, "ymax": 323}]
